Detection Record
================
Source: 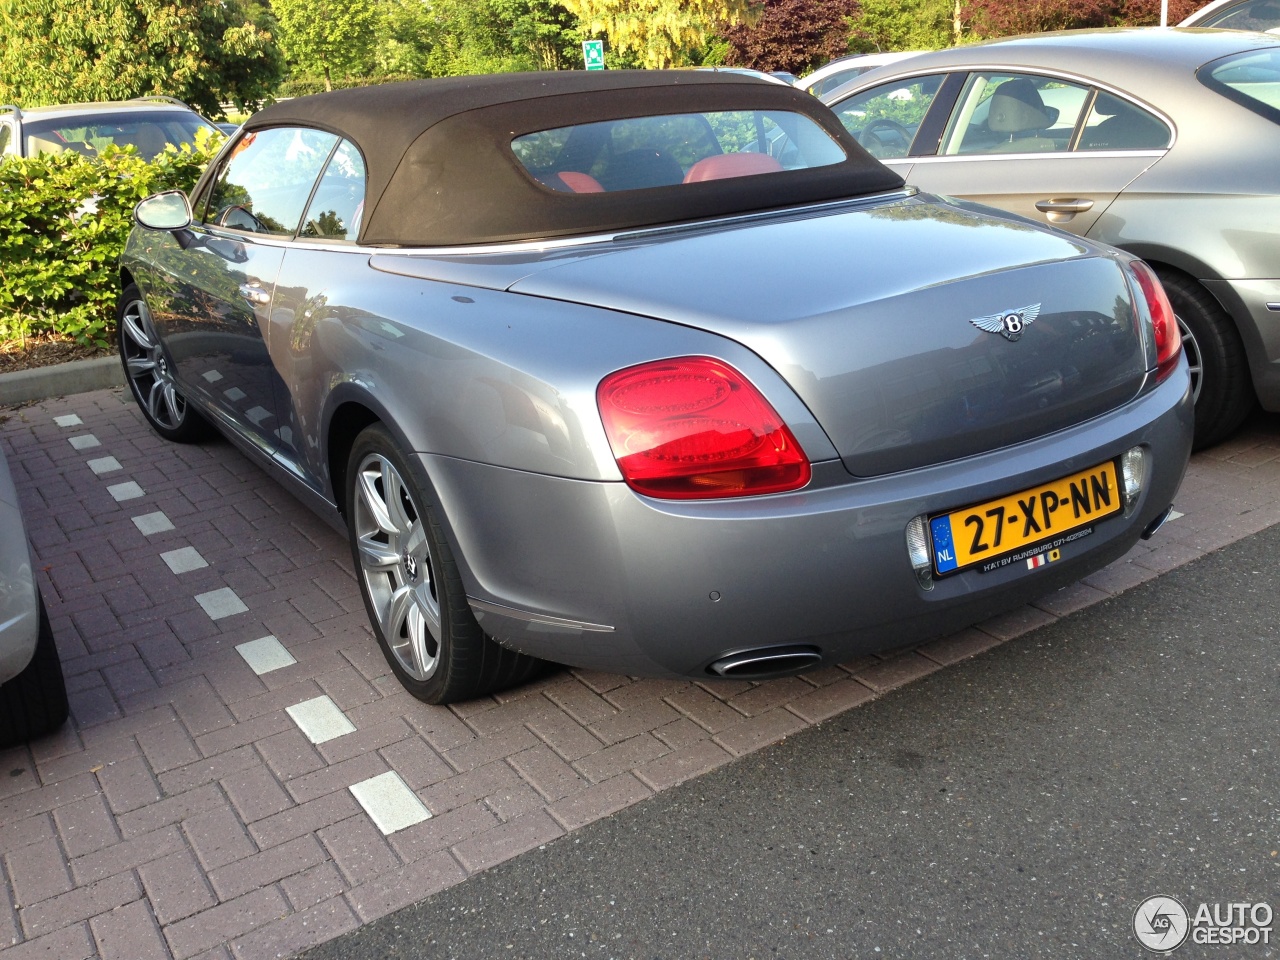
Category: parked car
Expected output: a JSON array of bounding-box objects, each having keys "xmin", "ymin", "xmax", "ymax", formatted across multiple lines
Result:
[
  {"xmin": 823, "ymin": 28, "xmax": 1280, "ymax": 448},
  {"xmin": 0, "ymin": 447, "xmax": 67, "ymax": 746},
  {"xmin": 0, "ymin": 97, "xmax": 219, "ymax": 160},
  {"xmin": 797, "ymin": 51, "xmax": 929, "ymax": 97},
  {"xmin": 1180, "ymin": 0, "xmax": 1280, "ymax": 32},
  {"xmin": 121, "ymin": 71, "xmax": 1191, "ymax": 704}
]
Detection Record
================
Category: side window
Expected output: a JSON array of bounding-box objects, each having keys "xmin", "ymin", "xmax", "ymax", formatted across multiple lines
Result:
[
  {"xmin": 203, "ymin": 127, "xmax": 337, "ymax": 236},
  {"xmin": 942, "ymin": 73, "xmax": 1089, "ymax": 155},
  {"xmin": 0, "ymin": 122, "xmax": 11, "ymax": 156},
  {"xmin": 830, "ymin": 75, "xmax": 947, "ymax": 159},
  {"xmin": 1077, "ymin": 92, "xmax": 1171, "ymax": 151},
  {"xmin": 300, "ymin": 139, "xmax": 366, "ymax": 241}
]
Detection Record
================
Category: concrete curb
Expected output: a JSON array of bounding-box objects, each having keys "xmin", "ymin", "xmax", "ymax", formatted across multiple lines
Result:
[{"xmin": 0, "ymin": 356, "xmax": 124, "ymax": 406}]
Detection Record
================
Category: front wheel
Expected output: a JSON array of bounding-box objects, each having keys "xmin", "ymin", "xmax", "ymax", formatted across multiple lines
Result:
[
  {"xmin": 1154, "ymin": 269, "xmax": 1254, "ymax": 450},
  {"xmin": 346, "ymin": 424, "xmax": 543, "ymax": 704},
  {"xmin": 118, "ymin": 284, "xmax": 210, "ymax": 443}
]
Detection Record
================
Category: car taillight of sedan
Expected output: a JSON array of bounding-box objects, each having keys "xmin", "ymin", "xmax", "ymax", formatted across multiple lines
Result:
[
  {"xmin": 597, "ymin": 356, "xmax": 811, "ymax": 499},
  {"xmin": 1129, "ymin": 260, "xmax": 1183, "ymax": 382}
]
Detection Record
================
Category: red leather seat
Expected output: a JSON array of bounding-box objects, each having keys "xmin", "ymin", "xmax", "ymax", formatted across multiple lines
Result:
[
  {"xmin": 683, "ymin": 153, "xmax": 783, "ymax": 183},
  {"xmin": 556, "ymin": 171, "xmax": 605, "ymax": 193}
]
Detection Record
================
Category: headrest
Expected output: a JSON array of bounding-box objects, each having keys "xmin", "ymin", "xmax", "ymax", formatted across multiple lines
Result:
[
  {"xmin": 683, "ymin": 152, "xmax": 783, "ymax": 183},
  {"xmin": 988, "ymin": 79, "xmax": 1053, "ymax": 134}
]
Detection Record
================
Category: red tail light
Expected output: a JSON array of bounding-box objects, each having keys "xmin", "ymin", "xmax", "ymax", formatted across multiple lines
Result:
[
  {"xmin": 1129, "ymin": 260, "xmax": 1182, "ymax": 382},
  {"xmin": 597, "ymin": 357, "xmax": 811, "ymax": 499}
]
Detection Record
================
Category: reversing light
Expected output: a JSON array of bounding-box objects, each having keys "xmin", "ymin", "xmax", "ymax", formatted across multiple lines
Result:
[
  {"xmin": 597, "ymin": 357, "xmax": 811, "ymax": 499},
  {"xmin": 1129, "ymin": 260, "xmax": 1182, "ymax": 382},
  {"xmin": 906, "ymin": 516, "xmax": 934, "ymax": 590},
  {"xmin": 1120, "ymin": 446, "xmax": 1146, "ymax": 516}
]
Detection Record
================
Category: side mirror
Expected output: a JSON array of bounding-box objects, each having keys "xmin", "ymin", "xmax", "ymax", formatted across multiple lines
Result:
[{"xmin": 134, "ymin": 190, "xmax": 193, "ymax": 231}]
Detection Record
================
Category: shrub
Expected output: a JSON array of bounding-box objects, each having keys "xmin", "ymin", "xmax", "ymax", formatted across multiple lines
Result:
[{"xmin": 0, "ymin": 134, "xmax": 220, "ymax": 347}]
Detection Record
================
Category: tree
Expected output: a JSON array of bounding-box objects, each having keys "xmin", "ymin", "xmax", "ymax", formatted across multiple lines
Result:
[
  {"xmin": 722, "ymin": 0, "xmax": 859, "ymax": 75},
  {"xmin": 418, "ymin": 0, "xmax": 584, "ymax": 77},
  {"xmin": 0, "ymin": 0, "xmax": 281, "ymax": 118},
  {"xmin": 273, "ymin": 0, "xmax": 379, "ymax": 91},
  {"xmin": 561, "ymin": 0, "xmax": 755, "ymax": 68},
  {"xmin": 849, "ymin": 0, "xmax": 956, "ymax": 52}
]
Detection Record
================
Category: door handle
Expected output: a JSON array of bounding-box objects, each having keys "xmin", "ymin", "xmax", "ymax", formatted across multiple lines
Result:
[
  {"xmin": 1034, "ymin": 199, "xmax": 1095, "ymax": 213},
  {"xmin": 238, "ymin": 282, "xmax": 270, "ymax": 305}
]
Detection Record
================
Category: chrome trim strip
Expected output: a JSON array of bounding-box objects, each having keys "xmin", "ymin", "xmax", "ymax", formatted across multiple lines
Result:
[
  {"xmin": 467, "ymin": 597, "xmax": 615, "ymax": 633},
  {"xmin": 1267, "ymin": 303, "xmax": 1280, "ymax": 312},
  {"xmin": 913, "ymin": 149, "xmax": 1166, "ymax": 164},
  {"xmin": 366, "ymin": 187, "xmax": 920, "ymax": 258}
]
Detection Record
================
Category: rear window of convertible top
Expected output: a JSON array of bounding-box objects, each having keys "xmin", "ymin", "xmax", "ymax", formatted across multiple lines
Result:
[{"xmin": 511, "ymin": 109, "xmax": 847, "ymax": 194}]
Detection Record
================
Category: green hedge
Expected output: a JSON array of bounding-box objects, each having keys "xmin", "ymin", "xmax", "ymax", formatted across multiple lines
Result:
[{"xmin": 0, "ymin": 135, "xmax": 221, "ymax": 347}]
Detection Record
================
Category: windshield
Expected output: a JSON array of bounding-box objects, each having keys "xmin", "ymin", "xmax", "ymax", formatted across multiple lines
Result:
[
  {"xmin": 22, "ymin": 109, "xmax": 216, "ymax": 160},
  {"xmin": 1200, "ymin": 48, "xmax": 1280, "ymax": 123},
  {"xmin": 511, "ymin": 109, "xmax": 847, "ymax": 193}
]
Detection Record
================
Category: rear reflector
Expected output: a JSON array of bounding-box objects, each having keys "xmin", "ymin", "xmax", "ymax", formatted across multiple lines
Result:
[{"xmin": 597, "ymin": 357, "xmax": 811, "ymax": 499}]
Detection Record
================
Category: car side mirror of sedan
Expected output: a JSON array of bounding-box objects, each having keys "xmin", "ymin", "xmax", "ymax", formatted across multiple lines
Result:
[{"xmin": 134, "ymin": 190, "xmax": 193, "ymax": 232}]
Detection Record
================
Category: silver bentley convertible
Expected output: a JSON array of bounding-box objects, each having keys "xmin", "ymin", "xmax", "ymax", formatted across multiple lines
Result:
[{"xmin": 120, "ymin": 71, "xmax": 1193, "ymax": 703}]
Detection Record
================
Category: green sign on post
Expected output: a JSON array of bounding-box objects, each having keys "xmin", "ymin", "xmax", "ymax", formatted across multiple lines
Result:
[{"xmin": 582, "ymin": 39, "xmax": 605, "ymax": 70}]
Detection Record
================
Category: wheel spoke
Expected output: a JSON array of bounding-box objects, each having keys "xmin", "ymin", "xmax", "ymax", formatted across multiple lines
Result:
[
  {"xmin": 126, "ymin": 356, "xmax": 157, "ymax": 377},
  {"xmin": 414, "ymin": 581, "xmax": 441, "ymax": 642},
  {"xmin": 404, "ymin": 600, "xmax": 436, "ymax": 677},
  {"xmin": 122, "ymin": 311, "xmax": 154, "ymax": 351},
  {"xmin": 382, "ymin": 462, "xmax": 416, "ymax": 535},
  {"xmin": 357, "ymin": 464, "xmax": 398, "ymax": 536},
  {"xmin": 162, "ymin": 384, "xmax": 183, "ymax": 426},
  {"xmin": 146, "ymin": 380, "xmax": 168, "ymax": 423},
  {"xmin": 403, "ymin": 520, "xmax": 427, "ymax": 558},
  {"xmin": 357, "ymin": 533, "xmax": 400, "ymax": 571},
  {"xmin": 383, "ymin": 583, "xmax": 415, "ymax": 641}
]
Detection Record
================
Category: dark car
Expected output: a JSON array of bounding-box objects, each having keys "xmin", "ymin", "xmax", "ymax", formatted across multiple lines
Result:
[
  {"xmin": 1, "ymin": 97, "xmax": 218, "ymax": 160},
  {"xmin": 120, "ymin": 71, "xmax": 1191, "ymax": 703}
]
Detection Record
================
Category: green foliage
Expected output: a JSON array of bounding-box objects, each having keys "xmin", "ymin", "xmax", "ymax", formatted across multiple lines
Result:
[
  {"xmin": 273, "ymin": 0, "xmax": 379, "ymax": 91},
  {"xmin": 849, "ymin": 0, "xmax": 957, "ymax": 52},
  {"xmin": 0, "ymin": 133, "xmax": 220, "ymax": 347},
  {"xmin": 417, "ymin": 0, "xmax": 585, "ymax": 77},
  {"xmin": 562, "ymin": 0, "xmax": 754, "ymax": 68},
  {"xmin": 0, "ymin": 0, "xmax": 282, "ymax": 119}
]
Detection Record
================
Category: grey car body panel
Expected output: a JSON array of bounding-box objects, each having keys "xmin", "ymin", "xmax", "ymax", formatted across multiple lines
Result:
[
  {"xmin": 822, "ymin": 29, "xmax": 1280, "ymax": 407},
  {"xmin": 0, "ymin": 451, "xmax": 39, "ymax": 685},
  {"xmin": 436, "ymin": 366, "xmax": 1190, "ymax": 675}
]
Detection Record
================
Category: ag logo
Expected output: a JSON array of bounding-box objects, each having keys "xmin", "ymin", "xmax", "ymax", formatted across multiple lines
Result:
[
  {"xmin": 969, "ymin": 303, "xmax": 1042, "ymax": 341},
  {"xmin": 1134, "ymin": 895, "xmax": 1191, "ymax": 952}
]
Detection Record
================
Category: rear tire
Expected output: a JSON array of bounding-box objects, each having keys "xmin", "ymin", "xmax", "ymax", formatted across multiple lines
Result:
[
  {"xmin": 118, "ymin": 283, "xmax": 210, "ymax": 443},
  {"xmin": 1154, "ymin": 269, "xmax": 1254, "ymax": 450},
  {"xmin": 0, "ymin": 593, "xmax": 68, "ymax": 747},
  {"xmin": 346, "ymin": 423, "xmax": 543, "ymax": 704}
]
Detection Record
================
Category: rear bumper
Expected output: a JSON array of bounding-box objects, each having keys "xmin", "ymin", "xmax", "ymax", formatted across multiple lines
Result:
[{"xmin": 424, "ymin": 359, "xmax": 1193, "ymax": 678}]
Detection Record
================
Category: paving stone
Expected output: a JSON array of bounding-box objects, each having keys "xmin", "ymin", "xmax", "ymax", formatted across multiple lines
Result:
[
  {"xmin": 87, "ymin": 456, "xmax": 122, "ymax": 475},
  {"xmin": 107, "ymin": 481, "xmax": 145, "ymax": 502},
  {"xmin": 349, "ymin": 771, "xmax": 430, "ymax": 835},
  {"xmin": 0, "ymin": 921, "xmax": 96, "ymax": 960},
  {"xmin": 285, "ymin": 696, "xmax": 355, "ymax": 745},
  {"xmin": 182, "ymin": 801, "xmax": 257, "ymax": 871},
  {"xmin": 345, "ymin": 851, "xmax": 466, "ymax": 923},
  {"xmin": 546, "ymin": 773, "xmax": 651, "ymax": 831},
  {"xmin": 138, "ymin": 847, "xmax": 216, "ymax": 925},
  {"xmin": 163, "ymin": 885, "xmax": 288, "ymax": 960},
  {"xmin": 194, "ymin": 588, "xmax": 248, "ymax": 621},
  {"xmin": 90, "ymin": 897, "xmax": 170, "ymax": 960},
  {"xmin": 207, "ymin": 835, "xmax": 326, "ymax": 902},
  {"xmin": 5, "ymin": 836, "xmax": 72, "ymax": 906},
  {"xmin": 161, "ymin": 547, "xmax": 208, "ymax": 574},
  {"xmin": 451, "ymin": 809, "xmax": 563, "ymax": 873},
  {"xmin": 19, "ymin": 870, "xmax": 142, "ymax": 939},
  {"xmin": 52, "ymin": 794, "xmax": 119, "ymax": 859},
  {"xmin": 281, "ymin": 861, "xmax": 346, "ymax": 911},
  {"xmin": 234, "ymin": 635, "xmax": 296, "ymax": 676},
  {"xmin": 68, "ymin": 435, "xmax": 100, "ymax": 451},
  {"xmin": 228, "ymin": 895, "xmax": 358, "ymax": 960},
  {"xmin": 318, "ymin": 814, "xmax": 401, "ymax": 885}
]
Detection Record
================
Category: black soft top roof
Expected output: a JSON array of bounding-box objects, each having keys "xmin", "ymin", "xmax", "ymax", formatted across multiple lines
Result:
[{"xmin": 241, "ymin": 71, "xmax": 904, "ymax": 246}]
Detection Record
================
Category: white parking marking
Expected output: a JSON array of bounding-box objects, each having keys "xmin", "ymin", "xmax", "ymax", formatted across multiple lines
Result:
[
  {"xmin": 236, "ymin": 635, "xmax": 296, "ymax": 675},
  {"xmin": 54, "ymin": 414, "xmax": 83, "ymax": 427},
  {"xmin": 349, "ymin": 772, "xmax": 431, "ymax": 835},
  {"xmin": 245, "ymin": 406, "xmax": 273, "ymax": 426},
  {"xmin": 132, "ymin": 511, "xmax": 175, "ymax": 535},
  {"xmin": 195, "ymin": 587, "xmax": 248, "ymax": 620},
  {"xmin": 224, "ymin": 387, "xmax": 247, "ymax": 402},
  {"xmin": 286, "ymin": 696, "xmax": 356, "ymax": 744},
  {"xmin": 68, "ymin": 435, "xmax": 100, "ymax": 450},
  {"xmin": 87, "ymin": 456, "xmax": 122, "ymax": 475},
  {"xmin": 107, "ymin": 481, "xmax": 145, "ymax": 501},
  {"xmin": 161, "ymin": 547, "xmax": 208, "ymax": 574},
  {"xmin": 202, "ymin": 370, "xmax": 223, "ymax": 382},
  {"xmin": 1167, "ymin": 509, "xmax": 1185, "ymax": 521}
]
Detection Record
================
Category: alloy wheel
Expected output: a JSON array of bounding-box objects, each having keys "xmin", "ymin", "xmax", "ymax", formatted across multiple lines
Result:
[
  {"xmin": 353, "ymin": 453, "xmax": 442, "ymax": 681},
  {"xmin": 1177, "ymin": 314, "xmax": 1203, "ymax": 405},
  {"xmin": 120, "ymin": 298, "xmax": 187, "ymax": 430}
]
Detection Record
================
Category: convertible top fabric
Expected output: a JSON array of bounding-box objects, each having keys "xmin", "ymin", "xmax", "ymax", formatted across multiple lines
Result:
[{"xmin": 238, "ymin": 71, "xmax": 905, "ymax": 246}]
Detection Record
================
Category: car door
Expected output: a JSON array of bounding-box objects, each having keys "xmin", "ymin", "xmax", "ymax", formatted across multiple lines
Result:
[
  {"xmin": 883, "ymin": 72, "xmax": 1172, "ymax": 236},
  {"xmin": 149, "ymin": 127, "xmax": 338, "ymax": 456}
]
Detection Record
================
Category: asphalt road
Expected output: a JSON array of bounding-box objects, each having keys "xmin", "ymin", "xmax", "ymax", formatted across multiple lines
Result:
[{"xmin": 301, "ymin": 522, "xmax": 1280, "ymax": 960}]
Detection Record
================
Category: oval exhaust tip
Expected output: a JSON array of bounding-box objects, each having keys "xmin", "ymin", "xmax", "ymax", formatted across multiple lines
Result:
[{"xmin": 708, "ymin": 645, "xmax": 823, "ymax": 680}]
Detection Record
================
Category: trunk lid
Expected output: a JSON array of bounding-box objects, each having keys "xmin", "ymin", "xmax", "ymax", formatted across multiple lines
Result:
[{"xmin": 508, "ymin": 195, "xmax": 1148, "ymax": 477}]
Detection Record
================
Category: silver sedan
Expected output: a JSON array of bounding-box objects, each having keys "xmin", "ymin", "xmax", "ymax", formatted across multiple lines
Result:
[{"xmin": 824, "ymin": 28, "xmax": 1280, "ymax": 448}]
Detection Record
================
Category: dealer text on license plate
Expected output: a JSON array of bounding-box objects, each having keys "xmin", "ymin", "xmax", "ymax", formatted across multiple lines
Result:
[{"xmin": 929, "ymin": 461, "xmax": 1120, "ymax": 575}]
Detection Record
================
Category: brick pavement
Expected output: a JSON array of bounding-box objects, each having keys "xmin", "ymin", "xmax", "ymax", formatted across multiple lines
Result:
[{"xmin": 1, "ymin": 387, "xmax": 1277, "ymax": 959}]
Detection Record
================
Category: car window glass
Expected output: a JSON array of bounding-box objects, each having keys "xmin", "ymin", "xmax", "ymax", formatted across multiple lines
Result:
[
  {"xmin": 20, "ymin": 110, "xmax": 214, "ymax": 160},
  {"xmin": 1200, "ymin": 0, "xmax": 1280, "ymax": 30},
  {"xmin": 808, "ymin": 66, "xmax": 870, "ymax": 97},
  {"xmin": 300, "ymin": 139, "xmax": 366, "ymax": 242},
  {"xmin": 0, "ymin": 123, "xmax": 10, "ymax": 155},
  {"xmin": 1201, "ymin": 48, "xmax": 1280, "ymax": 121},
  {"xmin": 830, "ymin": 75, "xmax": 947, "ymax": 159},
  {"xmin": 1077, "ymin": 92, "xmax": 1171, "ymax": 151},
  {"xmin": 203, "ymin": 127, "xmax": 337, "ymax": 236},
  {"xmin": 511, "ymin": 109, "xmax": 845, "ymax": 193},
  {"xmin": 941, "ymin": 73, "xmax": 1089, "ymax": 155}
]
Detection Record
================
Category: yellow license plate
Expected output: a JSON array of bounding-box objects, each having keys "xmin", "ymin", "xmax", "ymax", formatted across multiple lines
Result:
[{"xmin": 930, "ymin": 460, "xmax": 1121, "ymax": 575}]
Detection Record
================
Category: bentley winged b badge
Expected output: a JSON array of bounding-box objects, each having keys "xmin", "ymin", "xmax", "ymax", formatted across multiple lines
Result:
[{"xmin": 969, "ymin": 303, "xmax": 1042, "ymax": 341}]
